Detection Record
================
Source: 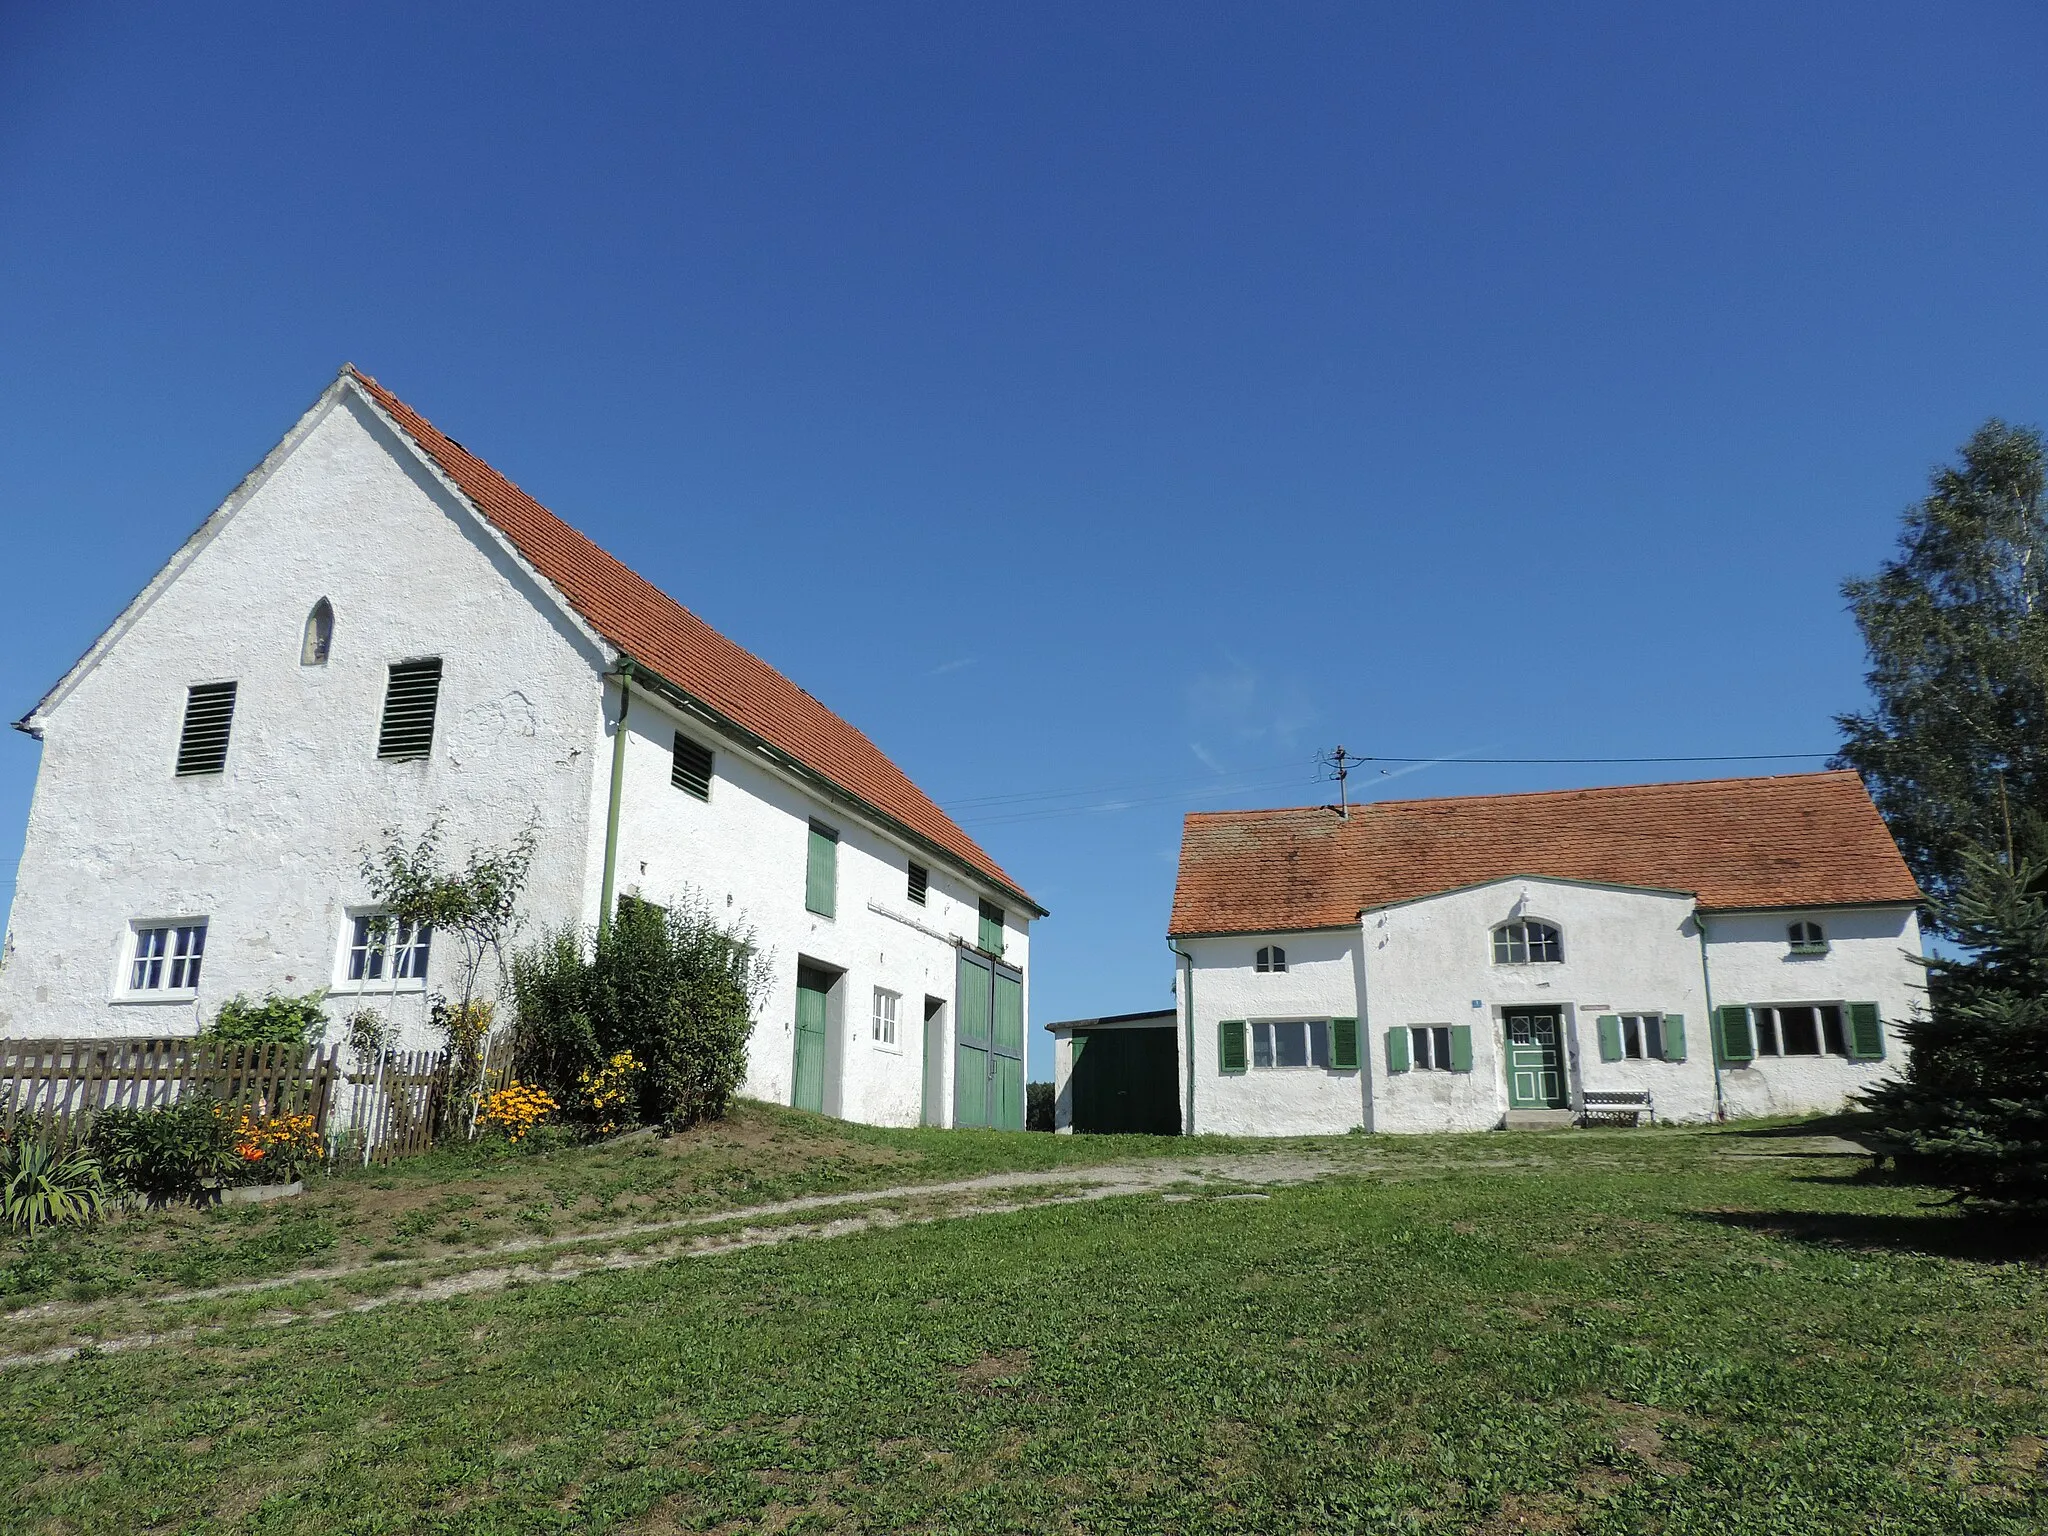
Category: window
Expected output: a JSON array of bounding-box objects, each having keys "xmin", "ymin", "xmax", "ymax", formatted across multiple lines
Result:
[
  {"xmin": 978, "ymin": 900, "xmax": 1005, "ymax": 955},
  {"xmin": 174, "ymin": 682, "xmax": 238, "ymax": 776},
  {"xmin": 301, "ymin": 599, "xmax": 333, "ymax": 666},
  {"xmin": 1751, "ymin": 1004, "xmax": 1846, "ymax": 1058},
  {"xmin": 1251, "ymin": 1019, "xmax": 1330, "ymax": 1070},
  {"xmin": 1788, "ymin": 921, "xmax": 1828, "ymax": 955},
  {"xmin": 1255, "ymin": 945, "xmax": 1287, "ymax": 973},
  {"xmin": 344, "ymin": 914, "xmax": 432, "ymax": 986},
  {"xmin": 1409, "ymin": 1025, "xmax": 1454, "ymax": 1070},
  {"xmin": 907, "ymin": 862, "xmax": 929, "ymax": 906},
  {"xmin": 1621, "ymin": 1013, "xmax": 1663, "ymax": 1059},
  {"xmin": 128, "ymin": 921, "xmax": 207, "ymax": 993},
  {"xmin": 671, "ymin": 733, "xmax": 714, "ymax": 799},
  {"xmin": 1493, "ymin": 919, "xmax": 1562, "ymax": 964},
  {"xmin": 872, "ymin": 987, "xmax": 899, "ymax": 1046},
  {"xmin": 805, "ymin": 821, "xmax": 838, "ymax": 918},
  {"xmin": 377, "ymin": 658, "xmax": 443, "ymax": 760}
]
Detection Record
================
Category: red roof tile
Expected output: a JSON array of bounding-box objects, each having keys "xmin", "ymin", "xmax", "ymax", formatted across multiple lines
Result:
[
  {"xmin": 346, "ymin": 368, "xmax": 1034, "ymax": 910},
  {"xmin": 1169, "ymin": 770, "xmax": 1917, "ymax": 936}
]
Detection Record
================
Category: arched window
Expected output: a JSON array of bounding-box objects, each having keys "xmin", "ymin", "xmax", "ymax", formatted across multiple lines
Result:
[
  {"xmin": 1492, "ymin": 920, "xmax": 1562, "ymax": 964},
  {"xmin": 1255, "ymin": 945, "xmax": 1287, "ymax": 973},
  {"xmin": 301, "ymin": 599, "xmax": 334, "ymax": 666},
  {"xmin": 1788, "ymin": 920, "xmax": 1827, "ymax": 953}
]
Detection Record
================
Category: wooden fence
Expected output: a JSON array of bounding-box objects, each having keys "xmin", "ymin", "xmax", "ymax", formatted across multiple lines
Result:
[{"xmin": 0, "ymin": 1034, "xmax": 518, "ymax": 1165}]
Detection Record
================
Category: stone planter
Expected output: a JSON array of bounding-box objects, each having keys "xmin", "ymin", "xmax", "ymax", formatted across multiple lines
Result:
[{"xmin": 218, "ymin": 1180, "xmax": 305, "ymax": 1206}]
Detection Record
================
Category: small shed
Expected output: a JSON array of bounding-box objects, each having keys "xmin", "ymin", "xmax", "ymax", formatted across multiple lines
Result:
[{"xmin": 1045, "ymin": 1009, "xmax": 1182, "ymax": 1135}]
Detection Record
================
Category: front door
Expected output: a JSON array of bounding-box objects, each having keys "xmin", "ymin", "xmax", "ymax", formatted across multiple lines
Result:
[
  {"xmin": 1503, "ymin": 1008, "xmax": 1567, "ymax": 1109},
  {"xmin": 792, "ymin": 967, "xmax": 831, "ymax": 1113}
]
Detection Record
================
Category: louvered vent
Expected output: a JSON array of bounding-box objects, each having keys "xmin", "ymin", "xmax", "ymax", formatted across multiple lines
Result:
[
  {"xmin": 174, "ymin": 682, "xmax": 238, "ymax": 776},
  {"xmin": 907, "ymin": 862, "xmax": 928, "ymax": 906},
  {"xmin": 671, "ymin": 733, "xmax": 713, "ymax": 799},
  {"xmin": 378, "ymin": 659, "xmax": 443, "ymax": 760}
]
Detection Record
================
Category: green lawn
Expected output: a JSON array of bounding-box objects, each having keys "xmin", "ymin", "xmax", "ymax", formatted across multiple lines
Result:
[{"xmin": 2, "ymin": 1116, "xmax": 2044, "ymax": 1533}]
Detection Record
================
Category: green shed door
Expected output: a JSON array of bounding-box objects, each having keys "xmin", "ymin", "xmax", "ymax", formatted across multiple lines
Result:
[
  {"xmin": 991, "ymin": 969, "xmax": 1025, "ymax": 1131},
  {"xmin": 1071, "ymin": 1027, "xmax": 1181, "ymax": 1135},
  {"xmin": 955, "ymin": 949, "xmax": 992, "ymax": 1128},
  {"xmin": 793, "ymin": 967, "xmax": 831, "ymax": 1113}
]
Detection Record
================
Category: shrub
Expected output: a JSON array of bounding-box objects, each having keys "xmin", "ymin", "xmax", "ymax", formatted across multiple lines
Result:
[
  {"xmin": 0, "ymin": 1135, "xmax": 106, "ymax": 1234},
  {"xmin": 1026, "ymin": 1081, "xmax": 1055, "ymax": 1132},
  {"xmin": 203, "ymin": 990, "xmax": 330, "ymax": 1046},
  {"xmin": 512, "ymin": 894, "xmax": 768, "ymax": 1131},
  {"xmin": 478, "ymin": 1081, "xmax": 558, "ymax": 1143},
  {"xmin": 91, "ymin": 1097, "xmax": 240, "ymax": 1204}
]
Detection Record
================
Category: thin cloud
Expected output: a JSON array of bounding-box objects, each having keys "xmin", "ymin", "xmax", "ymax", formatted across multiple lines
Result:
[
  {"xmin": 1183, "ymin": 655, "xmax": 1319, "ymax": 752},
  {"xmin": 926, "ymin": 656, "xmax": 976, "ymax": 677},
  {"xmin": 1188, "ymin": 742, "xmax": 1227, "ymax": 775}
]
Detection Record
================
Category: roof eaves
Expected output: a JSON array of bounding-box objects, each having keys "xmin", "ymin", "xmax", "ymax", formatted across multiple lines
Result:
[
  {"xmin": 1164, "ymin": 920, "xmax": 1362, "ymax": 941},
  {"xmin": 623, "ymin": 658, "xmax": 1048, "ymax": 918},
  {"xmin": 1698, "ymin": 896, "xmax": 1924, "ymax": 916},
  {"xmin": 1357, "ymin": 872, "xmax": 1701, "ymax": 917}
]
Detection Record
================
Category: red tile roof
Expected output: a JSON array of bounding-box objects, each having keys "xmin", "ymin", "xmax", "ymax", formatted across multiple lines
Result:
[
  {"xmin": 346, "ymin": 368, "xmax": 1035, "ymax": 910},
  {"xmin": 1168, "ymin": 770, "xmax": 1918, "ymax": 936}
]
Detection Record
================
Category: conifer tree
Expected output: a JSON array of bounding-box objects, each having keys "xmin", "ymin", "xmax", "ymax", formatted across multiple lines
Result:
[{"xmin": 1862, "ymin": 819, "xmax": 2048, "ymax": 1211}]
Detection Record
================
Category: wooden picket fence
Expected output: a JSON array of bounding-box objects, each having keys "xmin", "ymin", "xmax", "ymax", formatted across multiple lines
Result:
[{"xmin": 0, "ymin": 1034, "xmax": 517, "ymax": 1165}]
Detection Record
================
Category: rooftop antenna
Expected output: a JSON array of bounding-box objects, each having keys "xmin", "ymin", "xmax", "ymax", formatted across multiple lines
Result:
[{"xmin": 1322, "ymin": 745, "xmax": 1355, "ymax": 819}]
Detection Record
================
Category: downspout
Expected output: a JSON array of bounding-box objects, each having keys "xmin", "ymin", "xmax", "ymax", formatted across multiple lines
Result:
[
  {"xmin": 596, "ymin": 663, "xmax": 633, "ymax": 940},
  {"xmin": 1168, "ymin": 938, "xmax": 1194, "ymax": 1136},
  {"xmin": 1694, "ymin": 907, "xmax": 1727, "ymax": 1122}
]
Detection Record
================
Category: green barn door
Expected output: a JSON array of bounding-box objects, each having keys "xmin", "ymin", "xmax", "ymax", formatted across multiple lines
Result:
[
  {"xmin": 1503, "ymin": 1008, "xmax": 1567, "ymax": 1109},
  {"xmin": 991, "ymin": 968, "xmax": 1025, "ymax": 1131},
  {"xmin": 793, "ymin": 967, "xmax": 831, "ymax": 1113},
  {"xmin": 954, "ymin": 950, "xmax": 992, "ymax": 1128}
]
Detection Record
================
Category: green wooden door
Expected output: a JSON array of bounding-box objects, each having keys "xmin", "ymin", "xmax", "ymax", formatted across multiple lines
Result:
[
  {"xmin": 1503, "ymin": 1008, "xmax": 1567, "ymax": 1109},
  {"xmin": 991, "ymin": 969, "xmax": 1024, "ymax": 1130},
  {"xmin": 793, "ymin": 967, "xmax": 831, "ymax": 1113},
  {"xmin": 1071, "ymin": 1027, "xmax": 1181, "ymax": 1134},
  {"xmin": 954, "ymin": 950, "xmax": 991, "ymax": 1128}
]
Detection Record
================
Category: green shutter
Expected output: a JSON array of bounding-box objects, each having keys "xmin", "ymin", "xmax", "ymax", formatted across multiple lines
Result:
[
  {"xmin": 1218, "ymin": 1020, "xmax": 1248, "ymax": 1075},
  {"xmin": 1597, "ymin": 1014, "xmax": 1623, "ymax": 1062},
  {"xmin": 978, "ymin": 900, "xmax": 1005, "ymax": 955},
  {"xmin": 805, "ymin": 822, "xmax": 837, "ymax": 917},
  {"xmin": 1846, "ymin": 1003, "xmax": 1885, "ymax": 1061},
  {"xmin": 1661, "ymin": 1014, "xmax": 1687, "ymax": 1062},
  {"xmin": 1385, "ymin": 1026, "xmax": 1411, "ymax": 1074},
  {"xmin": 1329, "ymin": 1017, "xmax": 1360, "ymax": 1070},
  {"xmin": 1448, "ymin": 1024, "xmax": 1473, "ymax": 1072},
  {"xmin": 1716, "ymin": 1004, "xmax": 1753, "ymax": 1063}
]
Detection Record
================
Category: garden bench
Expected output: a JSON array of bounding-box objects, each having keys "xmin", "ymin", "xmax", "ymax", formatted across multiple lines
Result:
[{"xmin": 1579, "ymin": 1090, "xmax": 1653, "ymax": 1127}]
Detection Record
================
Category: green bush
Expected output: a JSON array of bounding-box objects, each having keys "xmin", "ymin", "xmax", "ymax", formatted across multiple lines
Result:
[
  {"xmin": 0, "ymin": 1135, "xmax": 106, "ymax": 1234},
  {"xmin": 1027, "ymin": 1081, "xmax": 1055, "ymax": 1132},
  {"xmin": 512, "ymin": 893, "xmax": 768, "ymax": 1130},
  {"xmin": 91, "ymin": 1098, "xmax": 241, "ymax": 1204},
  {"xmin": 203, "ymin": 990, "xmax": 330, "ymax": 1046}
]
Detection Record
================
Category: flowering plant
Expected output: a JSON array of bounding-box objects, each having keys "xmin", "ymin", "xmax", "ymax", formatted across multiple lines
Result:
[
  {"xmin": 575, "ymin": 1050, "xmax": 643, "ymax": 1136},
  {"xmin": 220, "ymin": 1106, "xmax": 325, "ymax": 1182},
  {"xmin": 479, "ymin": 1081, "xmax": 557, "ymax": 1142}
]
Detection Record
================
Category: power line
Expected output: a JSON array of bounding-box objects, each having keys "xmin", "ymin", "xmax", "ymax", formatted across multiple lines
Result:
[{"xmin": 1357, "ymin": 752, "xmax": 1832, "ymax": 765}]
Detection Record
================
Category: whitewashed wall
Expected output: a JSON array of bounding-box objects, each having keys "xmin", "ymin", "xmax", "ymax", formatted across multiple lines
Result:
[
  {"xmin": 602, "ymin": 682, "xmax": 1030, "ymax": 1128},
  {"xmin": 0, "ymin": 392, "xmax": 605, "ymax": 1045},
  {"xmin": 1363, "ymin": 878, "xmax": 1709, "ymax": 1130},
  {"xmin": 1177, "ymin": 928, "xmax": 1364, "ymax": 1136},
  {"xmin": 1173, "ymin": 878, "xmax": 1924, "ymax": 1137},
  {"xmin": 1702, "ymin": 906, "xmax": 1923, "ymax": 1118}
]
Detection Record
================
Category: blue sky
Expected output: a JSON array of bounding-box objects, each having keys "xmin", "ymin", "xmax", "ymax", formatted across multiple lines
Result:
[{"xmin": 3, "ymin": 4, "xmax": 2044, "ymax": 1076}]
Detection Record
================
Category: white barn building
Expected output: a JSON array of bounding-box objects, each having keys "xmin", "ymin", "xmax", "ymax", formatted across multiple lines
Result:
[
  {"xmin": 0, "ymin": 366, "xmax": 1041, "ymax": 1130},
  {"xmin": 1052, "ymin": 772, "xmax": 1923, "ymax": 1135}
]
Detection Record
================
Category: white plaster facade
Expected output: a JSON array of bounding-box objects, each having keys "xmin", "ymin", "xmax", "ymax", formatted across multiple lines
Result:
[
  {"xmin": 1149, "ymin": 878, "xmax": 1923, "ymax": 1136},
  {"xmin": 0, "ymin": 373, "xmax": 1034, "ymax": 1130}
]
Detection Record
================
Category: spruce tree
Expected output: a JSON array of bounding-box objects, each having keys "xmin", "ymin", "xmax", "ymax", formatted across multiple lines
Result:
[
  {"xmin": 1836, "ymin": 421, "xmax": 2048, "ymax": 920},
  {"xmin": 1862, "ymin": 819, "xmax": 2048, "ymax": 1211}
]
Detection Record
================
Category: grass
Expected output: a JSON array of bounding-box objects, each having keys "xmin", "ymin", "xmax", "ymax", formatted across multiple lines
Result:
[
  {"xmin": 1, "ymin": 1113, "xmax": 2044, "ymax": 1533},
  {"xmin": 0, "ymin": 1101, "xmax": 1261, "ymax": 1305}
]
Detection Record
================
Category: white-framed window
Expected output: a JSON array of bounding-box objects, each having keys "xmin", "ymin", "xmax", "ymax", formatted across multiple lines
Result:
[
  {"xmin": 338, "ymin": 913, "xmax": 432, "ymax": 989},
  {"xmin": 1255, "ymin": 945, "xmax": 1287, "ymax": 973},
  {"xmin": 1788, "ymin": 921, "xmax": 1828, "ymax": 955},
  {"xmin": 124, "ymin": 920, "xmax": 207, "ymax": 996},
  {"xmin": 871, "ymin": 987, "xmax": 900, "ymax": 1047},
  {"xmin": 1619, "ymin": 1013, "xmax": 1664, "ymax": 1060},
  {"xmin": 1752, "ymin": 1004, "xmax": 1848, "ymax": 1058},
  {"xmin": 1493, "ymin": 919, "xmax": 1562, "ymax": 964},
  {"xmin": 1251, "ymin": 1019, "xmax": 1329, "ymax": 1070},
  {"xmin": 1409, "ymin": 1024, "xmax": 1454, "ymax": 1070}
]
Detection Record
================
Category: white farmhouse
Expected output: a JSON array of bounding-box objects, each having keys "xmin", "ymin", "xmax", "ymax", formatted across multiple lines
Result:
[
  {"xmin": 0, "ymin": 367, "xmax": 1041, "ymax": 1130},
  {"xmin": 1052, "ymin": 772, "xmax": 1922, "ymax": 1134}
]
